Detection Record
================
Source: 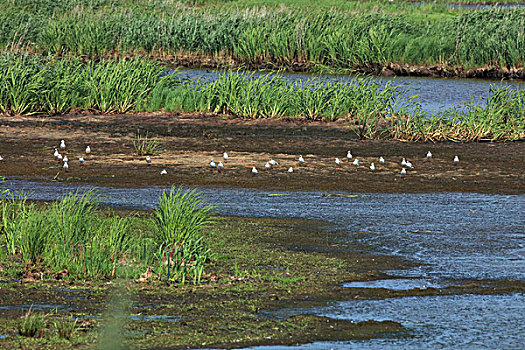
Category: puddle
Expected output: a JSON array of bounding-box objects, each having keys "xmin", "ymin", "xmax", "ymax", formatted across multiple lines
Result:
[
  {"xmin": 124, "ymin": 314, "xmax": 182, "ymax": 322},
  {"xmin": 0, "ymin": 303, "xmax": 72, "ymax": 312},
  {"xmin": 343, "ymin": 278, "xmax": 441, "ymax": 290}
]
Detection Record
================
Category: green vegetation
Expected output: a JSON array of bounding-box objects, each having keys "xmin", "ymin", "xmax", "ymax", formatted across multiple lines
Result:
[
  {"xmin": 18, "ymin": 306, "xmax": 47, "ymax": 338},
  {"xmin": 0, "ymin": 0, "xmax": 523, "ymax": 73},
  {"xmin": 0, "ymin": 187, "xmax": 213, "ymax": 283},
  {"xmin": 133, "ymin": 130, "xmax": 163, "ymax": 156},
  {"xmin": 0, "ymin": 54, "xmax": 522, "ymax": 141}
]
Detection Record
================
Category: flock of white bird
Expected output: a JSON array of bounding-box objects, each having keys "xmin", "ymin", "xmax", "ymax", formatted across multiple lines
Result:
[
  {"xmin": 209, "ymin": 150, "xmax": 460, "ymax": 176},
  {"xmin": 45, "ymin": 140, "xmax": 460, "ymax": 178}
]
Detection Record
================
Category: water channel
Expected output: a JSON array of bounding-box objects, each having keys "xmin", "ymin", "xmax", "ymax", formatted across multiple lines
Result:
[
  {"xmin": 176, "ymin": 69, "xmax": 525, "ymax": 113},
  {"xmin": 2, "ymin": 179, "xmax": 523, "ymax": 349}
]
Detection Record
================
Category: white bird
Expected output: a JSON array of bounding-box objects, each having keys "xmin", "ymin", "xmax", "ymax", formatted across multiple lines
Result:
[
  {"xmin": 57, "ymin": 154, "xmax": 63, "ymax": 161},
  {"xmin": 426, "ymin": 151, "xmax": 432, "ymax": 159},
  {"xmin": 54, "ymin": 149, "xmax": 59, "ymax": 158},
  {"xmin": 346, "ymin": 150, "xmax": 353, "ymax": 159},
  {"xmin": 335, "ymin": 158, "xmax": 341, "ymax": 167},
  {"xmin": 0, "ymin": 155, "xmax": 3, "ymax": 161},
  {"xmin": 401, "ymin": 157, "xmax": 407, "ymax": 167},
  {"xmin": 352, "ymin": 159, "xmax": 359, "ymax": 166},
  {"xmin": 63, "ymin": 162, "xmax": 69, "ymax": 170},
  {"xmin": 406, "ymin": 161, "xmax": 413, "ymax": 169},
  {"xmin": 217, "ymin": 161, "xmax": 224, "ymax": 171},
  {"xmin": 264, "ymin": 162, "xmax": 271, "ymax": 170},
  {"xmin": 146, "ymin": 156, "xmax": 151, "ymax": 164},
  {"xmin": 222, "ymin": 152, "xmax": 229, "ymax": 161},
  {"xmin": 370, "ymin": 163, "xmax": 375, "ymax": 171},
  {"xmin": 63, "ymin": 155, "xmax": 68, "ymax": 163},
  {"xmin": 209, "ymin": 159, "xmax": 216, "ymax": 168},
  {"xmin": 453, "ymin": 155, "xmax": 459, "ymax": 164},
  {"xmin": 298, "ymin": 155, "xmax": 305, "ymax": 164},
  {"xmin": 85, "ymin": 146, "xmax": 91, "ymax": 154},
  {"xmin": 60, "ymin": 140, "xmax": 66, "ymax": 149},
  {"xmin": 269, "ymin": 159, "xmax": 279, "ymax": 166},
  {"xmin": 400, "ymin": 168, "xmax": 407, "ymax": 175},
  {"xmin": 379, "ymin": 156, "xmax": 385, "ymax": 164},
  {"xmin": 252, "ymin": 167, "xmax": 258, "ymax": 175},
  {"xmin": 288, "ymin": 167, "xmax": 294, "ymax": 173},
  {"xmin": 79, "ymin": 156, "xmax": 85, "ymax": 163},
  {"xmin": 160, "ymin": 169, "xmax": 167, "ymax": 175}
]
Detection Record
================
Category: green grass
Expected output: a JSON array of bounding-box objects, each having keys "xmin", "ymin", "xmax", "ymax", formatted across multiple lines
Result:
[
  {"xmin": 133, "ymin": 130, "xmax": 163, "ymax": 156},
  {"xmin": 0, "ymin": 187, "xmax": 214, "ymax": 284},
  {"xmin": 0, "ymin": 0, "xmax": 523, "ymax": 71}
]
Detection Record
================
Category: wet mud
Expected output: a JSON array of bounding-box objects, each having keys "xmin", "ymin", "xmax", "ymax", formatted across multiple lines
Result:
[{"xmin": 0, "ymin": 113, "xmax": 523, "ymax": 194}]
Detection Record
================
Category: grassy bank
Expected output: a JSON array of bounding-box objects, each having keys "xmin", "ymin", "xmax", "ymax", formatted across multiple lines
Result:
[
  {"xmin": 0, "ymin": 0, "xmax": 523, "ymax": 75},
  {"xmin": 0, "ymin": 55, "xmax": 523, "ymax": 141},
  {"xmin": 0, "ymin": 187, "xmax": 212, "ymax": 283}
]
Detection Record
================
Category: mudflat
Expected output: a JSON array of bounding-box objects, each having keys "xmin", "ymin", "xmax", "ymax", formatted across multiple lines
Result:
[{"xmin": 0, "ymin": 113, "xmax": 523, "ymax": 194}]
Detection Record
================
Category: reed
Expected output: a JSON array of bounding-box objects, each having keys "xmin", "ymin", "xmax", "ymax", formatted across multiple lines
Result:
[
  {"xmin": 0, "ymin": 1, "xmax": 522, "ymax": 71},
  {"xmin": 0, "ymin": 187, "xmax": 214, "ymax": 283}
]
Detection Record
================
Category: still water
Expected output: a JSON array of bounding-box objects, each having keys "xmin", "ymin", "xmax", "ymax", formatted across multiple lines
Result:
[
  {"xmin": 2, "ymin": 179, "xmax": 524, "ymax": 348},
  {"xmin": 177, "ymin": 69, "xmax": 525, "ymax": 113}
]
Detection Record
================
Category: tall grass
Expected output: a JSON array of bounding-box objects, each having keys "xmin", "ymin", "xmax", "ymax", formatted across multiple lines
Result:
[
  {"xmin": 154, "ymin": 187, "xmax": 213, "ymax": 284},
  {"xmin": 0, "ymin": 54, "xmax": 168, "ymax": 115},
  {"xmin": 0, "ymin": 187, "xmax": 214, "ymax": 283},
  {"xmin": 0, "ymin": 1, "xmax": 522, "ymax": 71}
]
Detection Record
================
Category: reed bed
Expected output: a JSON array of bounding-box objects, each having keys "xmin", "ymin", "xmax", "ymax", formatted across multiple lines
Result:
[
  {"xmin": 0, "ymin": 187, "xmax": 213, "ymax": 284},
  {"xmin": 0, "ymin": 1, "xmax": 523, "ymax": 71},
  {"xmin": 0, "ymin": 55, "xmax": 522, "ymax": 141}
]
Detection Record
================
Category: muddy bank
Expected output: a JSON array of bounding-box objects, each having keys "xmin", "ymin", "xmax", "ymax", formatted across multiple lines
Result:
[
  {"xmin": 0, "ymin": 113, "xmax": 523, "ymax": 194},
  {"xmin": 151, "ymin": 52, "xmax": 525, "ymax": 80},
  {"xmin": 0, "ymin": 215, "xmax": 522, "ymax": 349}
]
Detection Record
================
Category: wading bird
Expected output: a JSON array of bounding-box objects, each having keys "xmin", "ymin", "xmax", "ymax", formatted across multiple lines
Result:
[
  {"xmin": 370, "ymin": 163, "xmax": 375, "ymax": 171},
  {"xmin": 379, "ymin": 156, "xmax": 385, "ymax": 164},
  {"xmin": 352, "ymin": 159, "xmax": 359, "ymax": 167},
  {"xmin": 347, "ymin": 150, "xmax": 352, "ymax": 159},
  {"xmin": 264, "ymin": 162, "xmax": 271, "ymax": 170},
  {"xmin": 288, "ymin": 167, "xmax": 293, "ymax": 173},
  {"xmin": 160, "ymin": 169, "xmax": 167, "ymax": 175},
  {"xmin": 217, "ymin": 161, "xmax": 224, "ymax": 171},
  {"xmin": 401, "ymin": 157, "xmax": 407, "ymax": 167},
  {"xmin": 223, "ymin": 152, "xmax": 229, "ymax": 161},
  {"xmin": 269, "ymin": 159, "xmax": 279, "ymax": 166},
  {"xmin": 60, "ymin": 140, "xmax": 66, "ymax": 149},
  {"xmin": 400, "ymin": 168, "xmax": 407, "ymax": 175},
  {"xmin": 146, "ymin": 156, "xmax": 151, "ymax": 164},
  {"xmin": 252, "ymin": 167, "xmax": 258, "ymax": 175},
  {"xmin": 79, "ymin": 156, "xmax": 84, "ymax": 164},
  {"xmin": 454, "ymin": 155, "xmax": 459, "ymax": 164},
  {"xmin": 298, "ymin": 155, "xmax": 304, "ymax": 164},
  {"xmin": 210, "ymin": 159, "xmax": 216, "ymax": 168},
  {"xmin": 86, "ymin": 146, "xmax": 91, "ymax": 154},
  {"xmin": 426, "ymin": 151, "xmax": 432, "ymax": 159},
  {"xmin": 335, "ymin": 158, "xmax": 341, "ymax": 167}
]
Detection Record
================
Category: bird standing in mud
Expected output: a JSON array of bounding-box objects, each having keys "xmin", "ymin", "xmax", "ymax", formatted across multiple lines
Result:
[
  {"xmin": 79, "ymin": 156, "xmax": 85, "ymax": 164},
  {"xmin": 335, "ymin": 158, "xmax": 341, "ymax": 167},
  {"xmin": 146, "ymin": 156, "xmax": 151, "ymax": 165},
  {"xmin": 223, "ymin": 152, "xmax": 229, "ymax": 161},
  {"xmin": 370, "ymin": 163, "xmax": 375, "ymax": 171},
  {"xmin": 400, "ymin": 168, "xmax": 407, "ymax": 175},
  {"xmin": 60, "ymin": 140, "xmax": 66, "ymax": 149},
  {"xmin": 379, "ymin": 156, "xmax": 385, "ymax": 164},
  {"xmin": 347, "ymin": 150, "xmax": 352, "ymax": 160},
  {"xmin": 288, "ymin": 167, "xmax": 293, "ymax": 173},
  {"xmin": 217, "ymin": 161, "xmax": 224, "ymax": 172},
  {"xmin": 210, "ymin": 159, "xmax": 216, "ymax": 168},
  {"xmin": 454, "ymin": 155, "xmax": 460, "ymax": 164},
  {"xmin": 426, "ymin": 151, "xmax": 432, "ymax": 159},
  {"xmin": 264, "ymin": 162, "xmax": 271, "ymax": 170},
  {"xmin": 160, "ymin": 169, "xmax": 167, "ymax": 175},
  {"xmin": 298, "ymin": 155, "xmax": 305, "ymax": 164},
  {"xmin": 252, "ymin": 167, "xmax": 258, "ymax": 175},
  {"xmin": 85, "ymin": 145, "xmax": 91, "ymax": 154},
  {"xmin": 401, "ymin": 157, "xmax": 407, "ymax": 167},
  {"xmin": 352, "ymin": 159, "xmax": 359, "ymax": 167},
  {"xmin": 269, "ymin": 159, "xmax": 279, "ymax": 166}
]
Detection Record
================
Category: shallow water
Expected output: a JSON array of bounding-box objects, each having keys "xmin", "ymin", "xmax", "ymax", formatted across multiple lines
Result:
[
  {"xmin": 4, "ymin": 179, "xmax": 522, "ymax": 281},
  {"xmin": 176, "ymin": 69, "xmax": 525, "ymax": 113},
  {"xmin": 2, "ymin": 179, "xmax": 524, "ymax": 348},
  {"xmin": 253, "ymin": 293, "xmax": 525, "ymax": 349}
]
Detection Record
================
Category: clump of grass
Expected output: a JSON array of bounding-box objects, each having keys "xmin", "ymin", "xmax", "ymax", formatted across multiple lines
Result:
[
  {"xmin": 153, "ymin": 187, "xmax": 213, "ymax": 284},
  {"xmin": 18, "ymin": 306, "xmax": 46, "ymax": 338},
  {"xmin": 133, "ymin": 130, "xmax": 163, "ymax": 156},
  {"xmin": 54, "ymin": 319, "xmax": 77, "ymax": 340}
]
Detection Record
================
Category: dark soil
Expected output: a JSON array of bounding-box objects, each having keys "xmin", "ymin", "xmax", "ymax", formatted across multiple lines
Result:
[{"xmin": 0, "ymin": 113, "xmax": 523, "ymax": 194}]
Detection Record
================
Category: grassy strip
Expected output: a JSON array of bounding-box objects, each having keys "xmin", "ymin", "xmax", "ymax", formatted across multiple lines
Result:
[
  {"xmin": 0, "ymin": 186, "xmax": 212, "ymax": 284},
  {"xmin": 0, "ymin": 0, "xmax": 523, "ymax": 71},
  {"xmin": 0, "ymin": 55, "xmax": 523, "ymax": 141}
]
